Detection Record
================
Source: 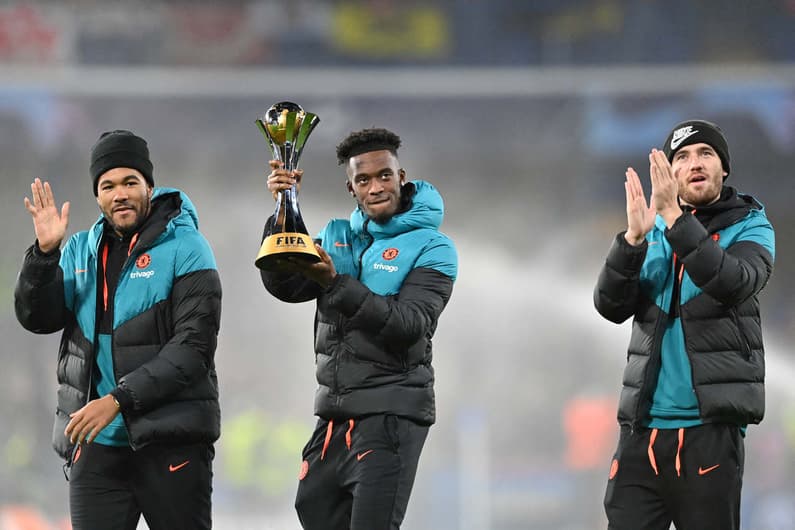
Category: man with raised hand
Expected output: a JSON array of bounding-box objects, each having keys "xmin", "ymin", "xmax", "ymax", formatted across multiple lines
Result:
[
  {"xmin": 15, "ymin": 130, "xmax": 222, "ymax": 530},
  {"xmin": 594, "ymin": 120, "xmax": 775, "ymax": 529}
]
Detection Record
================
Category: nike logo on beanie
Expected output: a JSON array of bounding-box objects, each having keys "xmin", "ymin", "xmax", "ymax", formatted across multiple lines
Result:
[{"xmin": 670, "ymin": 126, "xmax": 699, "ymax": 150}]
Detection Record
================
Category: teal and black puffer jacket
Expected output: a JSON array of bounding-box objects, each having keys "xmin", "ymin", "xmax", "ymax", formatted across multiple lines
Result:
[
  {"xmin": 261, "ymin": 181, "xmax": 458, "ymax": 425},
  {"xmin": 15, "ymin": 188, "xmax": 221, "ymax": 459},
  {"xmin": 594, "ymin": 186, "xmax": 774, "ymax": 429}
]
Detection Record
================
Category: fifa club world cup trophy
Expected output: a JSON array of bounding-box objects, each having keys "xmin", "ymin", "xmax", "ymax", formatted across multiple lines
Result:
[{"xmin": 255, "ymin": 101, "xmax": 321, "ymax": 270}]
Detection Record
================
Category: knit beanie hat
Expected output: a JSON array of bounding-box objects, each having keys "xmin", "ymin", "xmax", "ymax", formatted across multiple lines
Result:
[
  {"xmin": 663, "ymin": 119, "xmax": 730, "ymax": 177},
  {"xmin": 90, "ymin": 130, "xmax": 154, "ymax": 195}
]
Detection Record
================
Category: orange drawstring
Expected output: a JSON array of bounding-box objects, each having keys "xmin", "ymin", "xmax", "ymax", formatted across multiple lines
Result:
[
  {"xmin": 320, "ymin": 418, "xmax": 356, "ymax": 461},
  {"xmin": 647, "ymin": 427, "xmax": 685, "ymax": 477},
  {"xmin": 101, "ymin": 243, "xmax": 110, "ymax": 311},
  {"xmin": 101, "ymin": 232, "xmax": 139, "ymax": 313},
  {"xmin": 128, "ymin": 233, "xmax": 139, "ymax": 256},
  {"xmin": 673, "ymin": 253, "xmax": 685, "ymax": 282},
  {"xmin": 320, "ymin": 420, "xmax": 334, "ymax": 461},
  {"xmin": 345, "ymin": 419, "xmax": 355, "ymax": 450},
  {"xmin": 647, "ymin": 428, "xmax": 659, "ymax": 475},
  {"xmin": 675, "ymin": 428, "xmax": 684, "ymax": 477}
]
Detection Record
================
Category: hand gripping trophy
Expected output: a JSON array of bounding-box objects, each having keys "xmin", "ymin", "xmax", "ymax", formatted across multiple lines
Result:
[{"xmin": 255, "ymin": 101, "xmax": 321, "ymax": 270}]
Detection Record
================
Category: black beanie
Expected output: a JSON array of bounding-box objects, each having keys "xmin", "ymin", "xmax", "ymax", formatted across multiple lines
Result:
[
  {"xmin": 663, "ymin": 119, "xmax": 730, "ymax": 178},
  {"xmin": 89, "ymin": 130, "xmax": 154, "ymax": 195}
]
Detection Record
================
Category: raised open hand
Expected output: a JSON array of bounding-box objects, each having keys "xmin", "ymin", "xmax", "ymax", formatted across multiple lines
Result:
[
  {"xmin": 24, "ymin": 178, "xmax": 70, "ymax": 253},
  {"xmin": 624, "ymin": 167, "xmax": 655, "ymax": 246}
]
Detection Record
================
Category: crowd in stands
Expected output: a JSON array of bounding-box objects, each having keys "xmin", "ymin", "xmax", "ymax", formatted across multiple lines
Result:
[{"xmin": 1, "ymin": 0, "xmax": 794, "ymax": 67}]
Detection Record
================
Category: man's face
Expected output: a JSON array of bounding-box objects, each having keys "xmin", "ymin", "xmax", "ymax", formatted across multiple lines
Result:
[
  {"xmin": 96, "ymin": 167, "xmax": 152, "ymax": 236},
  {"xmin": 346, "ymin": 149, "xmax": 406, "ymax": 223},
  {"xmin": 671, "ymin": 142, "xmax": 726, "ymax": 207}
]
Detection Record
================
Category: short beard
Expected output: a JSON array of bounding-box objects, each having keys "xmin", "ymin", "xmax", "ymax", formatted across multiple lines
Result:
[
  {"xmin": 106, "ymin": 196, "xmax": 151, "ymax": 237},
  {"xmin": 681, "ymin": 188, "xmax": 721, "ymax": 207}
]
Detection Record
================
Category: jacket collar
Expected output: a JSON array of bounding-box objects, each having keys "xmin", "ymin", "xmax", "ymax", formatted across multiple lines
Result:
[
  {"xmin": 349, "ymin": 180, "xmax": 445, "ymax": 238},
  {"xmin": 86, "ymin": 187, "xmax": 199, "ymax": 256}
]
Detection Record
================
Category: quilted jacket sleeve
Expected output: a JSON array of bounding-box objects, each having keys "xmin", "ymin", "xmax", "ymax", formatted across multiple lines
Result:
[
  {"xmin": 665, "ymin": 212, "xmax": 774, "ymax": 307},
  {"xmin": 323, "ymin": 267, "xmax": 454, "ymax": 347},
  {"xmin": 594, "ymin": 232, "xmax": 649, "ymax": 324},
  {"xmin": 14, "ymin": 242, "xmax": 67, "ymax": 334}
]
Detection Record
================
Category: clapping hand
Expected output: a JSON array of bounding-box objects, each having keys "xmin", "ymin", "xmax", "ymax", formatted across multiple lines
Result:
[
  {"xmin": 624, "ymin": 167, "xmax": 655, "ymax": 246},
  {"xmin": 649, "ymin": 148, "xmax": 682, "ymax": 226}
]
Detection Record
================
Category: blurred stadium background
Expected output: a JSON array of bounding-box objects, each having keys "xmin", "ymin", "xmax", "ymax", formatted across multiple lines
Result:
[{"xmin": 1, "ymin": 1, "xmax": 794, "ymax": 529}]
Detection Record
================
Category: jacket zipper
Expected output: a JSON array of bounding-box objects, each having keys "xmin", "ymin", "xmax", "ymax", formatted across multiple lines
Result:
[
  {"xmin": 675, "ymin": 255, "xmax": 703, "ymax": 416},
  {"xmin": 66, "ymin": 231, "xmax": 107, "ymax": 471},
  {"xmin": 333, "ymin": 312, "xmax": 344, "ymax": 409},
  {"xmin": 356, "ymin": 219, "xmax": 374, "ymax": 281},
  {"xmin": 730, "ymin": 308, "xmax": 752, "ymax": 360},
  {"xmin": 106, "ymin": 234, "xmax": 143, "ymax": 450},
  {"xmin": 331, "ymin": 221, "xmax": 374, "ymax": 406},
  {"xmin": 633, "ymin": 309, "xmax": 667, "ymax": 434},
  {"xmin": 64, "ymin": 358, "xmax": 94, "ymax": 479},
  {"xmin": 631, "ymin": 253, "xmax": 676, "ymax": 433}
]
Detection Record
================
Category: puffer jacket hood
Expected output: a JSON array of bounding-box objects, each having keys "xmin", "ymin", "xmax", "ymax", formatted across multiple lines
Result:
[
  {"xmin": 350, "ymin": 180, "xmax": 445, "ymax": 237},
  {"xmin": 87, "ymin": 187, "xmax": 200, "ymax": 254}
]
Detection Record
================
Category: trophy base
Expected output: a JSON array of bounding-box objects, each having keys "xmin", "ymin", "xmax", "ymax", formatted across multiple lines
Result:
[{"xmin": 255, "ymin": 232, "xmax": 321, "ymax": 271}]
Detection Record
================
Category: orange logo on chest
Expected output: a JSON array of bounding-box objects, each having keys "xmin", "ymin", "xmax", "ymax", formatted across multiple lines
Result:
[
  {"xmin": 382, "ymin": 248, "xmax": 399, "ymax": 260},
  {"xmin": 136, "ymin": 253, "xmax": 151, "ymax": 269}
]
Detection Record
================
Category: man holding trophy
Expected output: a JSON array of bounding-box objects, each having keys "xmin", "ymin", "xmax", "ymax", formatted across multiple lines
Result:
[{"xmin": 257, "ymin": 107, "xmax": 458, "ymax": 529}]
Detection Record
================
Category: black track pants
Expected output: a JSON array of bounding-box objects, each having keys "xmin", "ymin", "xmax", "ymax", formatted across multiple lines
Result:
[
  {"xmin": 604, "ymin": 423, "xmax": 744, "ymax": 530},
  {"xmin": 295, "ymin": 414, "xmax": 429, "ymax": 530},
  {"xmin": 68, "ymin": 442, "xmax": 213, "ymax": 530}
]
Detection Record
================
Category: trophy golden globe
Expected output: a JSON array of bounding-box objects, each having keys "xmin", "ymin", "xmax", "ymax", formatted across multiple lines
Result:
[{"xmin": 255, "ymin": 101, "xmax": 321, "ymax": 271}]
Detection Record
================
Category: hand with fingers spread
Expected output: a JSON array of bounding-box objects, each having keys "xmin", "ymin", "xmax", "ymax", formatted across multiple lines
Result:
[
  {"xmin": 24, "ymin": 178, "xmax": 70, "ymax": 253},
  {"xmin": 624, "ymin": 167, "xmax": 655, "ymax": 246},
  {"xmin": 267, "ymin": 159, "xmax": 303, "ymax": 201},
  {"xmin": 649, "ymin": 148, "xmax": 682, "ymax": 227},
  {"xmin": 64, "ymin": 395, "xmax": 120, "ymax": 445},
  {"xmin": 16, "ymin": 130, "xmax": 222, "ymax": 527}
]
